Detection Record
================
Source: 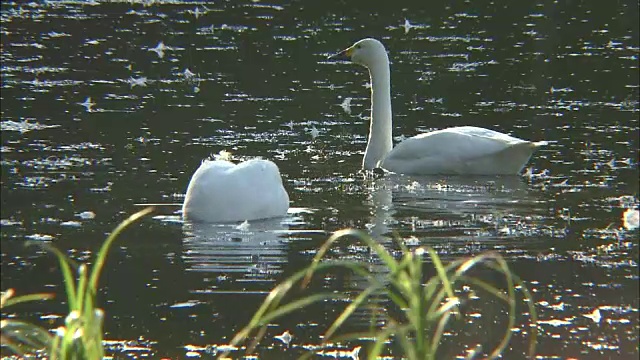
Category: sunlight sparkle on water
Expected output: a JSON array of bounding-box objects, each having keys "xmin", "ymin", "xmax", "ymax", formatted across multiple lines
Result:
[
  {"xmin": 538, "ymin": 317, "xmax": 574, "ymax": 327},
  {"xmin": 1, "ymin": 119, "xmax": 61, "ymax": 133},
  {"xmin": 622, "ymin": 208, "xmax": 639, "ymax": 230}
]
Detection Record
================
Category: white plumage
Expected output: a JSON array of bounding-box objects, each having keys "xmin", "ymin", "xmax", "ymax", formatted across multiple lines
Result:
[
  {"xmin": 182, "ymin": 158, "xmax": 289, "ymax": 223},
  {"xmin": 332, "ymin": 38, "xmax": 546, "ymax": 175}
]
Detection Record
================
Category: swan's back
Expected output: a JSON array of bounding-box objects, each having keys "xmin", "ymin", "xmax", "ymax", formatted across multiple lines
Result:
[
  {"xmin": 382, "ymin": 126, "xmax": 545, "ymax": 175},
  {"xmin": 182, "ymin": 158, "xmax": 289, "ymax": 223}
]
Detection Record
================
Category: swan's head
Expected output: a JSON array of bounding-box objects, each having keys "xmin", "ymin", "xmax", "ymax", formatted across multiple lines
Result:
[{"xmin": 330, "ymin": 38, "xmax": 389, "ymax": 69}]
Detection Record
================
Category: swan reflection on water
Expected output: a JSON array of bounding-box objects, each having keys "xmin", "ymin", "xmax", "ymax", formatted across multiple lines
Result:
[
  {"xmin": 177, "ymin": 174, "xmax": 544, "ymax": 294},
  {"xmin": 181, "ymin": 218, "xmax": 290, "ymax": 287},
  {"xmin": 363, "ymin": 173, "xmax": 544, "ymax": 242}
]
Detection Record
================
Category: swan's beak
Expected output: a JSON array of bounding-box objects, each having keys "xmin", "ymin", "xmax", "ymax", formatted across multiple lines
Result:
[{"xmin": 328, "ymin": 46, "xmax": 353, "ymax": 61}]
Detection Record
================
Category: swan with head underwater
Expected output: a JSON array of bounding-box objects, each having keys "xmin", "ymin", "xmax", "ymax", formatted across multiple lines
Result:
[
  {"xmin": 330, "ymin": 38, "xmax": 547, "ymax": 175},
  {"xmin": 182, "ymin": 151, "xmax": 289, "ymax": 223}
]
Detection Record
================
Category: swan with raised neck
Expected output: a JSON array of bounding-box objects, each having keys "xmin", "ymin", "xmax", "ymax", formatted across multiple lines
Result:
[{"xmin": 330, "ymin": 38, "xmax": 546, "ymax": 175}]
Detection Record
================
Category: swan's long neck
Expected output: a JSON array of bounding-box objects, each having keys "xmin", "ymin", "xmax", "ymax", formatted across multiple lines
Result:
[{"xmin": 363, "ymin": 57, "xmax": 393, "ymax": 170}]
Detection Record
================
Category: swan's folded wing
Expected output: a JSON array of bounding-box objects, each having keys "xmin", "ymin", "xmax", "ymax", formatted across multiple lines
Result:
[{"xmin": 387, "ymin": 126, "xmax": 528, "ymax": 161}]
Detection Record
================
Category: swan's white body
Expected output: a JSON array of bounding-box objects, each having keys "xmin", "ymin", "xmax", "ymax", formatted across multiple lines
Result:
[
  {"xmin": 182, "ymin": 158, "xmax": 289, "ymax": 223},
  {"xmin": 333, "ymin": 38, "xmax": 545, "ymax": 175}
]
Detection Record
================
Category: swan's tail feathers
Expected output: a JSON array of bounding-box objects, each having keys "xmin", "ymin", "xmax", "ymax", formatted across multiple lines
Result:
[{"xmin": 532, "ymin": 140, "xmax": 548, "ymax": 148}]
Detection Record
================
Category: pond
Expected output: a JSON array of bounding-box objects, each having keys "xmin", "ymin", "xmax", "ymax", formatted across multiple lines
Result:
[{"xmin": 1, "ymin": 0, "xmax": 638, "ymax": 358}]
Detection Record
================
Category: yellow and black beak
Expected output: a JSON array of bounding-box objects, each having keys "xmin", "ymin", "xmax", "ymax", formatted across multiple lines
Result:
[{"xmin": 328, "ymin": 46, "xmax": 354, "ymax": 61}]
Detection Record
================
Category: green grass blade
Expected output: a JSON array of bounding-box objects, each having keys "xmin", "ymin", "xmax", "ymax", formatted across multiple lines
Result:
[
  {"xmin": 1, "ymin": 320, "xmax": 52, "ymax": 352},
  {"xmin": 303, "ymin": 229, "xmax": 397, "ymax": 287},
  {"xmin": 515, "ymin": 279, "xmax": 538, "ymax": 358},
  {"xmin": 27, "ymin": 242, "xmax": 78, "ymax": 311},
  {"xmin": 49, "ymin": 331, "xmax": 61, "ymax": 360},
  {"xmin": 485, "ymin": 256, "xmax": 516, "ymax": 359},
  {"xmin": 381, "ymin": 286, "xmax": 409, "ymax": 313},
  {"xmin": 0, "ymin": 342, "xmax": 29, "ymax": 357},
  {"xmin": 256, "ymin": 292, "xmax": 344, "ymax": 327},
  {"xmin": 459, "ymin": 276, "xmax": 510, "ymax": 302},
  {"xmin": 88, "ymin": 207, "xmax": 154, "ymax": 292},
  {"xmin": 228, "ymin": 292, "xmax": 342, "ymax": 355},
  {"xmin": 368, "ymin": 323, "xmax": 403, "ymax": 359},
  {"xmin": 454, "ymin": 254, "xmax": 518, "ymax": 359},
  {"xmin": 429, "ymin": 309, "xmax": 452, "ymax": 358},
  {"xmin": 408, "ymin": 250, "xmax": 427, "ymax": 356},
  {"xmin": 423, "ymin": 258, "xmax": 465, "ymax": 301},
  {"xmin": 323, "ymin": 285, "xmax": 379, "ymax": 341},
  {"xmin": 229, "ymin": 226, "xmax": 535, "ymax": 360},
  {"xmin": 426, "ymin": 247, "xmax": 456, "ymax": 303},
  {"xmin": 395, "ymin": 325, "xmax": 419, "ymax": 360},
  {"xmin": 245, "ymin": 324, "xmax": 269, "ymax": 354},
  {"xmin": 227, "ymin": 261, "xmax": 368, "ymax": 352},
  {"xmin": 471, "ymin": 260, "xmax": 538, "ymax": 357},
  {"xmin": 1, "ymin": 292, "xmax": 54, "ymax": 308},
  {"xmin": 75, "ymin": 264, "xmax": 88, "ymax": 313}
]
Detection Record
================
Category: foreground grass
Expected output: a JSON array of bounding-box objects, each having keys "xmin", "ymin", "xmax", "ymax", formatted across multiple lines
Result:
[
  {"xmin": 2, "ymin": 209, "xmax": 537, "ymax": 359},
  {"xmin": 1, "ymin": 207, "xmax": 154, "ymax": 359},
  {"xmin": 225, "ymin": 229, "xmax": 538, "ymax": 359}
]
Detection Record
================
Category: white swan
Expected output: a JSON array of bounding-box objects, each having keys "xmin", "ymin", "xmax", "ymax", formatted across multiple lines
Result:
[
  {"xmin": 331, "ymin": 38, "xmax": 546, "ymax": 175},
  {"xmin": 182, "ymin": 156, "xmax": 289, "ymax": 223}
]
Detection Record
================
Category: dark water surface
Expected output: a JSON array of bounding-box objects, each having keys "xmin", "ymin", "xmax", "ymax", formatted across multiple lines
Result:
[{"xmin": 1, "ymin": 1, "xmax": 638, "ymax": 359}]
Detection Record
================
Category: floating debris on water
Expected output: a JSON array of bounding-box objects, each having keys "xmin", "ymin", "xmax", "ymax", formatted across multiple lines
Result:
[
  {"xmin": 212, "ymin": 150, "xmax": 233, "ymax": 161},
  {"xmin": 308, "ymin": 126, "xmax": 320, "ymax": 139},
  {"xmin": 622, "ymin": 208, "xmax": 639, "ymax": 230},
  {"xmin": 317, "ymin": 345, "xmax": 361, "ymax": 359},
  {"xmin": 189, "ymin": 6, "xmax": 207, "ymax": 19},
  {"xmin": 523, "ymin": 167, "xmax": 550, "ymax": 180},
  {"xmin": 235, "ymin": 220, "xmax": 250, "ymax": 231},
  {"xmin": 402, "ymin": 19, "xmax": 413, "ymax": 34},
  {"xmin": 148, "ymin": 41, "xmax": 167, "ymax": 58},
  {"xmin": 274, "ymin": 330, "xmax": 292, "ymax": 346},
  {"xmin": 583, "ymin": 308, "xmax": 602, "ymax": 323},
  {"xmin": 79, "ymin": 96, "xmax": 95, "ymax": 112},
  {"xmin": 170, "ymin": 300, "xmax": 202, "ymax": 308},
  {"xmin": 181, "ymin": 68, "xmax": 201, "ymax": 91},
  {"xmin": 127, "ymin": 76, "xmax": 148, "ymax": 88},
  {"xmin": 403, "ymin": 235, "xmax": 420, "ymax": 246},
  {"xmin": 340, "ymin": 97, "xmax": 352, "ymax": 114},
  {"xmin": 183, "ymin": 68, "xmax": 196, "ymax": 79},
  {"xmin": 76, "ymin": 211, "xmax": 96, "ymax": 219},
  {"xmin": 550, "ymin": 86, "xmax": 574, "ymax": 93},
  {"xmin": 284, "ymin": 120, "xmax": 295, "ymax": 130}
]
